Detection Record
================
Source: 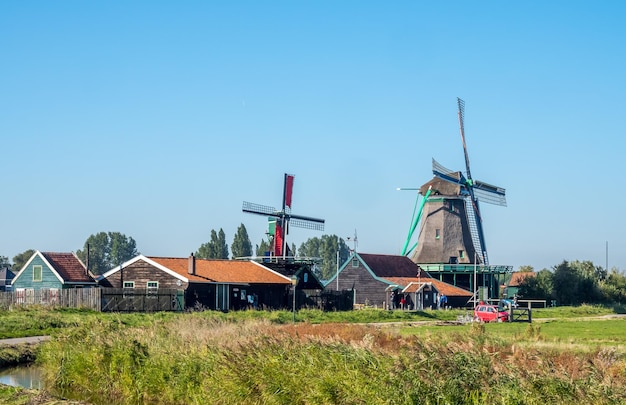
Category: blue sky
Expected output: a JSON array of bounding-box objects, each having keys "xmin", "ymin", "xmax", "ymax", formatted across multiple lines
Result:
[{"xmin": 2, "ymin": 1, "xmax": 625, "ymax": 272}]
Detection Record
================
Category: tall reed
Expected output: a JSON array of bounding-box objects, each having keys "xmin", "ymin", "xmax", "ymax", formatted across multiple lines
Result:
[{"xmin": 37, "ymin": 314, "xmax": 626, "ymax": 404}]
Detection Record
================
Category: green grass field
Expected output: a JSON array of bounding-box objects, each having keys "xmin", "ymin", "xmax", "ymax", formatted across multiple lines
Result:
[{"xmin": 1, "ymin": 305, "xmax": 625, "ymax": 404}]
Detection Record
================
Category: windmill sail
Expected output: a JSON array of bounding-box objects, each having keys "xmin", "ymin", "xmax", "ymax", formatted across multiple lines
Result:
[
  {"xmin": 284, "ymin": 174, "xmax": 294, "ymax": 210},
  {"xmin": 420, "ymin": 99, "xmax": 506, "ymax": 266},
  {"xmin": 243, "ymin": 174, "xmax": 324, "ymax": 259}
]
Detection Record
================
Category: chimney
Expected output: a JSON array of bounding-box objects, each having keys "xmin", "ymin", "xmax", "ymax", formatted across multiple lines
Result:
[{"xmin": 188, "ymin": 253, "xmax": 195, "ymax": 275}]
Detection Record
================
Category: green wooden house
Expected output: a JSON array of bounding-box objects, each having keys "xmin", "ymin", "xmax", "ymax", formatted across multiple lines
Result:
[{"xmin": 11, "ymin": 251, "xmax": 97, "ymax": 292}]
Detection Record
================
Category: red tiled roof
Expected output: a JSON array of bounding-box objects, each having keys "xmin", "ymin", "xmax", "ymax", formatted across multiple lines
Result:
[
  {"xmin": 148, "ymin": 257, "xmax": 291, "ymax": 284},
  {"xmin": 42, "ymin": 252, "xmax": 95, "ymax": 283},
  {"xmin": 427, "ymin": 279, "xmax": 472, "ymax": 297},
  {"xmin": 508, "ymin": 272, "xmax": 535, "ymax": 287},
  {"xmin": 358, "ymin": 253, "xmax": 422, "ymax": 278}
]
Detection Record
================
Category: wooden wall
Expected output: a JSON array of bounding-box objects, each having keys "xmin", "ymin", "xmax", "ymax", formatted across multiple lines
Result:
[
  {"xmin": 335, "ymin": 259, "xmax": 388, "ymax": 307},
  {"xmin": 99, "ymin": 259, "xmax": 188, "ymax": 290},
  {"xmin": 12, "ymin": 255, "xmax": 64, "ymax": 290}
]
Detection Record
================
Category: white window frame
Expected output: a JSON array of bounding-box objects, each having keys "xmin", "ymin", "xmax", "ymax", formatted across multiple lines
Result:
[{"xmin": 147, "ymin": 281, "xmax": 158, "ymax": 297}]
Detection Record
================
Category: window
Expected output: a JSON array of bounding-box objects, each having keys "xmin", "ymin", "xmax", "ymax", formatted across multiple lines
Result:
[
  {"xmin": 123, "ymin": 281, "xmax": 135, "ymax": 298},
  {"xmin": 352, "ymin": 259, "xmax": 359, "ymax": 268},
  {"xmin": 435, "ymin": 229, "xmax": 440, "ymax": 239},
  {"xmin": 147, "ymin": 281, "xmax": 158, "ymax": 298},
  {"xmin": 459, "ymin": 250, "xmax": 465, "ymax": 259},
  {"xmin": 33, "ymin": 265, "xmax": 42, "ymax": 282}
]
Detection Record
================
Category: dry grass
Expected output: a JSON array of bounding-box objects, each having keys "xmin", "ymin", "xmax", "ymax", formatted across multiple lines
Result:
[{"xmin": 32, "ymin": 315, "xmax": 626, "ymax": 405}]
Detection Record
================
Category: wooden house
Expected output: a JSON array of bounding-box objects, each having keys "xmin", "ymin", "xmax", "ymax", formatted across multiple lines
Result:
[
  {"xmin": 11, "ymin": 251, "xmax": 97, "ymax": 294},
  {"xmin": 326, "ymin": 252, "xmax": 472, "ymax": 308},
  {"xmin": 325, "ymin": 253, "xmax": 418, "ymax": 307},
  {"xmin": 97, "ymin": 254, "xmax": 293, "ymax": 311}
]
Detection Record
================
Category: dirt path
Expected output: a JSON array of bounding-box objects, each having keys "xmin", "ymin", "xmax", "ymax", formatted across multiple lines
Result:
[{"xmin": 0, "ymin": 336, "xmax": 50, "ymax": 346}]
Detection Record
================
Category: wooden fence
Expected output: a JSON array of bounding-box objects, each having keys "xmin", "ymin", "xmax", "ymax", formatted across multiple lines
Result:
[
  {"xmin": 100, "ymin": 288, "xmax": 184, "ymax": 312},
  {"xmin": 0, "ymin": 288, "xmax": 102, "ymax": 311},
  {"xmin": 0, "ymin": 288, "xmax": 349, "ymax": 313}
]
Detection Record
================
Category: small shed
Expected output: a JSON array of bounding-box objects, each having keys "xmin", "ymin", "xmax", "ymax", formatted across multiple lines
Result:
[
  {"xmin": 0, "ymin": 267, "xmax": 15, "ymax": 291},
  {"xmin": 401, "ymin": 282, "xmax": 439, "ymax": 310}
]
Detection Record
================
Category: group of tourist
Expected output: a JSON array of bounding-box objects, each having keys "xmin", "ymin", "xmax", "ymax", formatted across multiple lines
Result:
[{"xmin": 389, "ymin": 290, "xmax": 414, "ymax": 310}]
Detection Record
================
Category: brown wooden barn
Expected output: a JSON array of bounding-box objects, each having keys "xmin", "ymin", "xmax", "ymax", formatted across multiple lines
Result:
[
  {"xmin": 97, "ymin": 254, "xmax": 293, "ymax": 311},
  {"xmin": 326, "ymin": 252, "xmax": 472, "ymax": 309}
]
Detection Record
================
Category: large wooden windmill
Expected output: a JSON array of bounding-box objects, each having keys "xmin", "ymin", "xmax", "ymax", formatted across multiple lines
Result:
[
  {"xmin": 408, "ymin": 98, "xmax": 506, "ymax": 266},
  {"xmin": 243, "ymin": 173, "xmax": 325, "ymax": 259}
]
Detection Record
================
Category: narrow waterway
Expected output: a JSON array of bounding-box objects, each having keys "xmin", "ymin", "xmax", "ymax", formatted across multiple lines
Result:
[{"xmin": 0, "ymin": 364, "xmax": 44, "ymax": 389}]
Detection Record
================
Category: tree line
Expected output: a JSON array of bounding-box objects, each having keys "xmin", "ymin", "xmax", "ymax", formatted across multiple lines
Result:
[
  {"xmin": 7, "ymin": 229, "xmax": 624, "ymax": 301},
  {"xmin": 1, "ymin": 224, "xmax": 352, "ymax": 280},
  {"xmin": 516, "ymin": 260, "xmax": 626, "ymax": 306}
]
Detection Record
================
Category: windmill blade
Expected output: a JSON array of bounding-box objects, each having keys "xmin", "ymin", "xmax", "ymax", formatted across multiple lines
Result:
[
  {"xmin": 242, "ymin": 201, "xmax": 281, "ymax": 217},
  {"xmin": 473, "ymin": 180, "xmax": 507, "ymax": 206},
  {"xmin": 432, "ymin": 158, "xmax": 466, "ymax": 186},
  {"xmin": 465, "ymin": 196, "xmax": 489, "ymax": 265},
  {"xmin": 289, "ymin": 217, "xmax": 325, "ymax": 231},
  {"xmin": 283, "ymin": 173, "xmax": 295, "ymax": 210},
  {"xmin": 457, "ymin": 97, "xmax": 473, "ymax": 181},
  {"xmin": 432, "ymin": 158, "xmax": 456, "ymax": 176}
]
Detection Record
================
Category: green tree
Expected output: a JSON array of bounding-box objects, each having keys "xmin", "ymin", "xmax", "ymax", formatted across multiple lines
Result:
[
  {"xmin": 517, "ymin": 269, "xmax": 553, "ymax": 300},
  {"xmin": 0, "ymin": 255, "xmax": 10, "ymax": 268},
  {"xmin": 570, "ymin": 260, "xmax": 603, "ymax": 304},
  {"xmin": 197, "ymin": 230, "xmax": 218, "ymax": 259},
  {"xmin": 218, "ymin": 229, "xmax": 229, "ymax": 259},
  {"xmin": 552, "ymin": 261, "xmax": 578, "ymax": 306},
  {"xmin": 256, "ymin": 239, "xmax": 270, "ymax": 257},
  {"xmin": 518, "ymin": 265, "xmax": 534, "ymax": 273},
  {"xmin": 12, "ymin": 249, "xmax": 35, "ymax": 273},
  {"xmin": 231, "ymin": 224, "xmax": 253, "ymax": 258},
  {"xmin": 109, "ymin": 232, "xmax": 139, "ymax": 268},
  {"xmin": 299, "ymin": 235, "xmax": 350, "ymax": 280},
  {"xmin": 298, "ymin": 238, "xmax": 320, "ymax": 259},
  {"xmin": 76, "ymin": 232, "xmax": 138, "ymax": 275},
  {"xmin": 600, "ymin": 268, "xmax": 626, "ymax": 303},
  {"xmin": 197, "ymin": 228, "xmax": 229, "ymax": 259}
]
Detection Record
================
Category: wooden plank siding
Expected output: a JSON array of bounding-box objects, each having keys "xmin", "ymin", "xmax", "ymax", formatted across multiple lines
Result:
[
  {"xmin": 335, "ymin": 260, "xmax": 388, "ymax": 307},
  {"xmin": 12, "ymin": 255, "xmax": 64, "ymax": 290},
  {"xmin": 98, "ymin": 260, "xmax": 188, "ymax": 290}
]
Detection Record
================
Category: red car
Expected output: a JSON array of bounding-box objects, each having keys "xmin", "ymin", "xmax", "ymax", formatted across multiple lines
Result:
[{"xmin": 474, "ymin": 304, "xmax": 509, "ymax": 323}]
